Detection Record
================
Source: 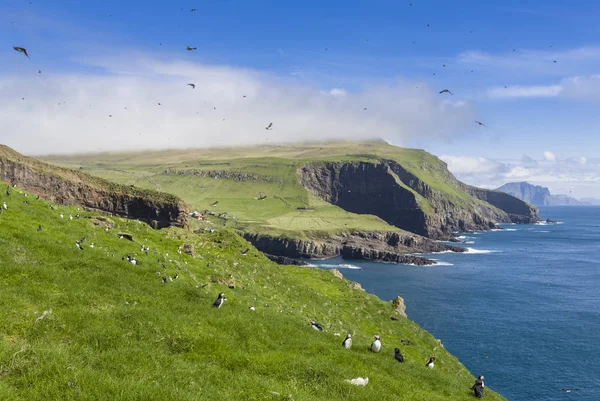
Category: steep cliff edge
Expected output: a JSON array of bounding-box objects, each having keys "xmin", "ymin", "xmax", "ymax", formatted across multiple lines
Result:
[
  {"xmin": 298, "ymin": 158, "xmax": 538, "ymax": 239},
  {"xmin": 0, "ymin": 145, "xmax": 188, "ymax": 227}
]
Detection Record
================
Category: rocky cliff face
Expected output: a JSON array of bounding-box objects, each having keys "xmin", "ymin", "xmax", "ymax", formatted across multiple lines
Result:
[
  {"xmin": 0, "ymin": 146, "xmax": 188, "ymax": 228},
  {"xmin": 298, "ymin": 160, "xmax": 538, "ymax": 239},
  {"xmin": 242, "ymin": 230, "xmax": 465, "ymax": 265},
  {"xmin": 462, "ymin": 185, "xmax": 539, "ymax": 223}
]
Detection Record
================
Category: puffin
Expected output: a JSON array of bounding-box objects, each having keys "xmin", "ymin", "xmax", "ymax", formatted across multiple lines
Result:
[
  {"xmin": 370, "ymin": 335, "xmax": 381, "ymax": 353},
  {"xmin": 472, "ymin": 375, "xmax": 485, "ymax": 398},
  {"xmin": 426, "ymin": 356, "xmax": 435, "ymax": 369},
  {"xmin": 342, "ymin": 334, "xmax": 352, "ymax": 349},
  {"xmin": 310, "ymin": 320, "xmax": 324, "ymax": 331},
  {"xmin": 394, "ymin": 347, "xmax": 405, "ymax": 363},
  {"xmin": 213, "ymin": 292, "xmax": 226, "ymax": 308}
]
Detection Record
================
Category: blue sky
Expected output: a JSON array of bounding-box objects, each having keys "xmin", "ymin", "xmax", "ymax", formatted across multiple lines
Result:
[{"xmin": 1, "ymin": 0, "xmax": 599, "ymax": 196}]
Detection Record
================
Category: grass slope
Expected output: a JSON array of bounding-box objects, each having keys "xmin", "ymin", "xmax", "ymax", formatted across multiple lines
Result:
[
  {"xmin": 41, "ymin": 141, "xmax": 495, "ymax": 239},
  {"xmin": 0, "ymin": 182, "xmax": 504, "ymax": 400}
]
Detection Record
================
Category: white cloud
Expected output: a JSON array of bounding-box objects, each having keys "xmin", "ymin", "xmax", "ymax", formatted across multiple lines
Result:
[
  {"xmin": 487, "ymin": 85, "xmax": 563, "ymax": 99},
  {"xmin": 440, "ymin": 155, "xmax": 504, "ymax": 174},
  {"xmin": 543, "ymin": 151, "xmax": 556, "ymax": 161},
  {"xmin": 328, "ymin": 88, "xmax": 347, "ymax": 97},
  {"xmin": 0, "ymin": 54, "xmax": 477, "ymax": 155},
  {"xmin": 440, "ymin": 154, "xmax": 600, "ymax": 198}
]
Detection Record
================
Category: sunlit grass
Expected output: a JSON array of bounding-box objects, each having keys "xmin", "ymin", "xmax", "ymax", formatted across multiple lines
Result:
[{"xmin": 0, "ymin": 182, "xmax": 504, "ymax": 400}]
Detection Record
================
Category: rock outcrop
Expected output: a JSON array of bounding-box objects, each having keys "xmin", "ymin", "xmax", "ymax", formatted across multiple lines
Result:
[
  {"xmin": 242, "ymin": 230, "xmax": 465, "ymax": 265},
  {"xmin": 392, "ymin": 296, "xmax": 407, "ymax": 318},
  {"xmin": 0, "ymin": 145, "xmax": 188, "ymax": 228}
]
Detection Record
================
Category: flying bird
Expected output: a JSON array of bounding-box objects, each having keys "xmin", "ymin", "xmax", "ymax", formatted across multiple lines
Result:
[
  {"xmin": 186, "ymin": 46, "xmax": 197, "ymax": 51},
  {"xmin": 475, "ymin": 120, "xmax": 486, "ymax": 127},
  {"xmin": 190, "ymin": 8, "xmax": 198, "ymax": 12},
  {"xmin": 439, "ymin": 89, "xmax": 453, "ymax": 95},
  {"xmin": 265, "ymin": 122, "xmax": 273, "ymax": 130},
  {"xmin": 13, "ymin": 46, "xmax": 30, "ymax": 58},
  {"xmin": 187, "ymin": 83, "xmax": 196, "ymax": 89}
]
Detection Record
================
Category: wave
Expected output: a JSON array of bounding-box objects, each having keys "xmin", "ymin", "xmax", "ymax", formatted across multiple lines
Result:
[
  {"xmin": 432, "ymin": 261, "xmax": 454, "ymax": 266},
  {"xmin": 317, "ymin": 263, "xmax": 362, "ymax": 270},
  {"xmin": 465, "ymin": 248, "xmax": 501, "ymax": 254},
  {"xmin": 465, "ymin": 241, "xmax": 475, "ymax": 244},
  {"xmin": 430, "ymin": 250, "xmax": 456, "ymax": 254},
  {"xmin": 536, "ymin": 221, "xmax": 564, "ymax": 225}
]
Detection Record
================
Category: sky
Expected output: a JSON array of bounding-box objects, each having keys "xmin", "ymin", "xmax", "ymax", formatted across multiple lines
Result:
[{"xmin": 1, "ymin": 0, "xmax": 599, "ymax": 197}]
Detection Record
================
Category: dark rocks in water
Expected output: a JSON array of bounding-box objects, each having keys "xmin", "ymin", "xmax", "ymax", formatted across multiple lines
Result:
[
  {"xmin": 265, "ymin": 254, "xmax": 309, "ymax": 266},
  {"xmin": 546, "ymin": 218, "xmax": 557, "ymax": 224},
  {"xmin": 243, "ymin": 230, "xmax": 463, "ymax": 265}
]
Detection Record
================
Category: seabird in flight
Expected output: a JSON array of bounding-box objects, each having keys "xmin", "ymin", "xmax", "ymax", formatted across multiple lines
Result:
[
  {"xmin": 439, "ymin": 89, "xmax": 453, "ymax": 95},
  {"xmin": 13, "ymin": 46, "xmax": 30, "ymax": 58}
]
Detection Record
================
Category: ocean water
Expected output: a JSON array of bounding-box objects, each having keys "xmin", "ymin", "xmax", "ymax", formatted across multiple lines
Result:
[{"xmin": 312, "ymin": 206, "xmax": 600, "ymax": 401}]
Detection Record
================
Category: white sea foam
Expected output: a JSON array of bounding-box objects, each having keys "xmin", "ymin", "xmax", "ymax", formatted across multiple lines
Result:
[
  {"xmin": 430, "ymin": 250, "xmax": 455, "ymax": 254},
  {"xmin": 465, "ymin": 241, "xmax": 475, "ymax": 244},
  {"xmin": 338, "ymin": 264, "xmax": 362, "ymax": 270},
  {"xmin": 432, "ymin": 261, "xmax": 454, "ymax": 266},
  {"xmin": 536, "ymin": 221, "xmax": 564, "ymax": 226},
  {"xmin": 318, "ymin": 263, "xmax": 362, "ymax": 270},
  {"xmin": 465, "ymin": 248, "xmax": 500, "ymax": 254}
]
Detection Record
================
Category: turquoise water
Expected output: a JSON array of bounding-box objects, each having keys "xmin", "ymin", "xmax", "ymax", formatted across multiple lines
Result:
[{"xmin": 313, "ymin": 206, "xmax": 600, "ymax": 400}]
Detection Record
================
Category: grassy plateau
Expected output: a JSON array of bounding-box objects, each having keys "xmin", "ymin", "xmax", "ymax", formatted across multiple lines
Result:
[
  {"xmin": 41, "ymin": 141, "xmax": 497, "ymax": 240},
  {"xmin": 0, "ymin": 181, "xmax": 505, "ymax": 400}
]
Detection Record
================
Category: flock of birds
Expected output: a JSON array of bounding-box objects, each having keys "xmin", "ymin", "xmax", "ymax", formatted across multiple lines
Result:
[
  {"xmin": 11, "ymin": 44, "xmax": 277, "ymax": 134},
  {"xmin": 1, "ymin": 182, "xmax": 491, "ymax": 397}
]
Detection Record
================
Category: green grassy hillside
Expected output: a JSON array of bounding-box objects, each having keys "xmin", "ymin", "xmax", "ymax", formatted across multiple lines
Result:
[
  {"xmin": 0, "ymin": 182, "xmax": 504, "ymax": 400},
  {"xmin": 40, "ymin": 141, "xmax": 499, "ymax": 239}
]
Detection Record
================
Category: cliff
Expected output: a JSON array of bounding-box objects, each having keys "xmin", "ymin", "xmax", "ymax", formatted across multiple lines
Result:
[
  {"xmin": 496, "ymin": 181, "xmax": 586, "ymax": 206},
  {"xmin": 0, "ymin": 145, "xmax": 188, "ymax": 227},
  {"xmin": 298, "ymin": 159, "xmax": 538, "ymax": 239}
]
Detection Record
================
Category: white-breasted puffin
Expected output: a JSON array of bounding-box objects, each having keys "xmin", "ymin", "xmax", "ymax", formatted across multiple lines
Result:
[
  {"xmin": 342, "ymin": 334, "xmax": 352, "ymax": 349},
  {"xmin": 370, "ymin": 335, "xmax": 381, "ymax": 352},
  {"xmin": 426, "ymin": 356, "xmax": 435, "ymax": 369},
  {"xmin": 472, "ymin": 375, "xmax": 485, "ymax": 398},
  {"xmin": 213, "ymin": 292, "xmax": 226, "ymax": 308},
  {"xmin": 310, "ymin": 320, "xmax": 323, "ymax": 331}
]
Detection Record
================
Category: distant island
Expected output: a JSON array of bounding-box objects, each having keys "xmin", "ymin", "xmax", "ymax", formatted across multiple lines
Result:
[{"xmin": 496, "ymin": 182, "xmax": 591, "ymax": 206}]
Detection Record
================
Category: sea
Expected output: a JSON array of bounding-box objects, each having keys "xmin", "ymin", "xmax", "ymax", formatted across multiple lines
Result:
[{"xmin": 312, "ymin": 206, "xmax": 600, "ymax": 401}]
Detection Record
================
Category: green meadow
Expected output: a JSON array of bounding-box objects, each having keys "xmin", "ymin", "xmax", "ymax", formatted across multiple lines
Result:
[{"xmin": 0, "ymin": 182, "xmax": 504, "ymax": 400}]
